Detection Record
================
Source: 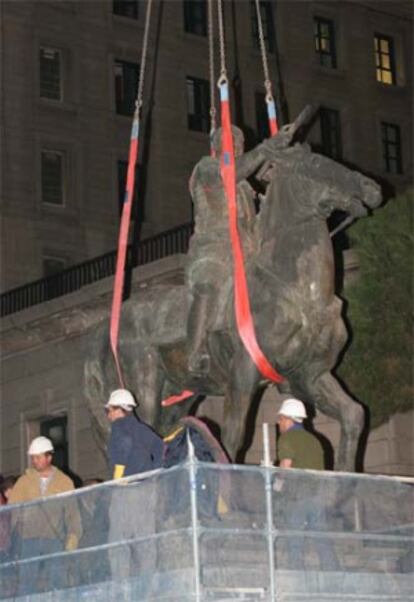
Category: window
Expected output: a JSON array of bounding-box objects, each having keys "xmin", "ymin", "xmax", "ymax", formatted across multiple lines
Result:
[
  {"xmin": 40, "ymin": 47, "xmax": 62, "ymax": 100},
  {"xmin": 186, "ymin": 76, "xmax": 210, "ymax": 133},
  {"xmin": 184, "ymin": 0, "xmax": 207, "ymax": 36},
  {"xmin": 381, "ymin": 122, "xmax": 402, "ymax": 174},
  {"xmin": 41, "ymin": 149, "xmax": 65, "ymax": 205},
  {"xmin": 113, "ymin": 0, "xmax": 139, "ymax": 19},
  {"xmin": 375, "ymin": 34, "xmax": 396, "ymax": 85},
  {"xmin": 251, "ymin": 1, "xmax": 275, "ymax": 53},
  {"xmin": 255, "ymin": 92, "xmax": 269, "ymax": 141},
  {"xmin": 40, "ymin": 416, "xmax": 68, "ymax": 471},
  {"xmin": 320, "ymin": 107, "xmax": 342, "ymax": 160},
  {"xmin": 43, "ymin": 256, "xmax": 66, "ymax": 278},
  {"xmin": 114, "ymin": 59, "xmax": 139, "ymax": 116},
  {"xmin": 117, "ymin": 160, "xmax": 142, "ymax": 219},
  {"xmin": 314, "ymin": 17, "xmax": 336, "ymax": 68}
]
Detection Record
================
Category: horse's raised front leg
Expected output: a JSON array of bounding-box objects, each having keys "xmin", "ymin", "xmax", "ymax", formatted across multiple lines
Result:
[
  {"xmin": 303, "ymin": 372, "xmax": 364, "ymax": 471},
  {"xmin": 221, "ymin": 348, "xmax": 261, "ymax": 461}
]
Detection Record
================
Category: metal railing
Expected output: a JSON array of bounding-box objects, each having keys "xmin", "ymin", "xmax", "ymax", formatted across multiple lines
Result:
[
  {"xmin": 0, "ymin": 457, "xmax": 413, "ymax": 601},
  {"xmin": 0, "ymin": 223, "xmax": 193, "ymax": 317}
]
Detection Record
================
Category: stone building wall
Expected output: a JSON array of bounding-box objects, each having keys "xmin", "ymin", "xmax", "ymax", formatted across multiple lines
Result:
[{"xmin": 1, "ymin": 0, "xmax": 412, "ymax": 291}]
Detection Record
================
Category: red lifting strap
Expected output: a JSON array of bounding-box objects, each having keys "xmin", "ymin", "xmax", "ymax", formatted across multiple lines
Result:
[
  {"xmin": 109, "ymin": 111, "xmax": 140, "ymax": 386},
  {"xmin": 267, "ymin": 97, "xmax": 279, "ymax": 136},
  {"xmin": 219, "ymin": 81, "xmax": 284, "ymax": 384}
]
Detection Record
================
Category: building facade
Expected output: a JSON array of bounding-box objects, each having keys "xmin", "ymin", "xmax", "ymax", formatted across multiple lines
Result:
[{"xmin": 0, "ymin": 0, "xmax": 412, "ymax": 291}]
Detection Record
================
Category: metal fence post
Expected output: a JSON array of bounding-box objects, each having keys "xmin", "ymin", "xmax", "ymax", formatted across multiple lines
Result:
[
  {"xmin": 188, "ymin": 431, "xmax": 201, "ymax": 602},
  {"xmin": 263, "ymin": 423, "xmax": 276, "ymax": 600}
]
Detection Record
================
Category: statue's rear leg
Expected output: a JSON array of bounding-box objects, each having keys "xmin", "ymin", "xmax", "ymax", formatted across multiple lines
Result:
[
  {"xmin": 302, "ymin": 372, "xmax": 364, "ymax": 471},
  {"xmin": 221, "ymin": 349, "xmax": 260, "ymax": 461},
  {"xmin": 130, "ymin": 347, "xmax": 165, "ymax": 428}
]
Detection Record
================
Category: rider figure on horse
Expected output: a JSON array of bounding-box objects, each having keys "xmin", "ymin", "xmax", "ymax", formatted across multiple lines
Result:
[{"xmin": 186, "ymin": 123, "xmax": 296, "ymax": 376}]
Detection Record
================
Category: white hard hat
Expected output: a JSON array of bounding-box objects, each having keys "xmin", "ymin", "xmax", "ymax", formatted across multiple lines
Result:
[
  {"xmin": 105, "ymin": 389, "xmax": 136, "ymax": 411},
  {"xmin": 28, "ymin": 436, "xmax": 54, "ymax": 455},
  {"xmin": 278, "ymin": 398, "xmax": 307, "ymax": 421}
]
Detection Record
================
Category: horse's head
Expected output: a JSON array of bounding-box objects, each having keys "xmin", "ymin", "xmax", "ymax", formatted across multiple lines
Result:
[{"xmin": 263, "ymin": 144, "xmax": 382, "ymax": 222}]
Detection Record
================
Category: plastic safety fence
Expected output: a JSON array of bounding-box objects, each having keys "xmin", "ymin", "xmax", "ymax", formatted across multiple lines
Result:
[{"xmin": 0, "ymin": 463, "xmax": 413, "ymax": 601}]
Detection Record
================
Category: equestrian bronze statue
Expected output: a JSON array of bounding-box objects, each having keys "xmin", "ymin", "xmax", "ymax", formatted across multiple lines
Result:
[{"xmin": 85, "ymin": 107, "xmax": 382, "ymax": 471}]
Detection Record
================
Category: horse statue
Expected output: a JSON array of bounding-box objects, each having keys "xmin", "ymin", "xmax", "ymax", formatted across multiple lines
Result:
[{"xmin": 85, "ymin": 133, "xmax": 381, "ymax": 471}]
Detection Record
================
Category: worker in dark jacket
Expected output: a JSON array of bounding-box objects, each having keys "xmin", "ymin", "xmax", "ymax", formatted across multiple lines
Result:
[
  {"xmin": 106, "ymin": 389, "xmax": 163, "ymax": 479},
  {"xmin": 106, "ymin": 389, "xmax": 163, "ymax": 582}
]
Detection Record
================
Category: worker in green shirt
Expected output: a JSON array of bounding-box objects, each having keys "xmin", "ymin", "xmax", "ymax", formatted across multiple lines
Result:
[
  {"xmin": 276, "ymin": 397, "xmax": 340, "ymax": 571},
  {"xmin": 277, "ymin": 398, "xmax": 324, "ymax": 469}
]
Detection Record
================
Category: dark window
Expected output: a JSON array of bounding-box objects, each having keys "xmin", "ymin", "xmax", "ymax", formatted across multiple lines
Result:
[
  {"xmin": 113, "ymin": 0, "xmax": 139, "ymax": 19},
  {"xmin": 381, "ymin": 122, "xmax": 402, "ymax": 174},
  {"xmin": 41, "ymin": 150, "xmax": 65, "ymax": 205},
  {"xmin": 251, "ymin": 0, "xmax": 275, "ymax": 53},
  {"xmin": 40, "ymin": 47, "xmax": 62, "ymax": 100},
  {"xmin": 43, "ymin": 257, "xmax": 66, "ymax": 278},
  {"xmin": 117, "ymin": 160, "xmax": 143, "ymax": 220},
  {"xmin": 183, "ymin": 0, "xmax": 207, "ymax": 36},
  {"xmin": 40, "ymin": 416, "xmax": 69, "ymax": 471},
  {"xmin": 314, "ymin": 17, "xmax": 337, "ymax": 68},
  {"xmin": 186, "ymin": 76, "xmax": 210, "ymax": 133},
  {"xmin": 255, "ymin": 92, "xmax": 269, "ymax": 141},
  {"xmin": 375, "ymin": 34, "xmax": 396, "ymax": 85},
  {"xmin": 114, "ymin": 59, "xmax": 139, "ymax": 116},
  {"xmin": 320, "ymin": 107, "xmax": 342, "ymax": 160}
]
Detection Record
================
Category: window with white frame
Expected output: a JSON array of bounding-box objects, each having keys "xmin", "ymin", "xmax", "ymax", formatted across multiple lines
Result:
[
  {"xmin": 40, "ymin": 46, "xmax": 62, "ymax": 100},
  {"xmin": 314, "ymin": 17, "xmax": 337, "ymax": 69},
  {"xmin": 113, "ymin": 0, "xmax": 139, "ymax": 19},
  {"xmin": 251, "ymin": 0, "xmax": 275, "ymax": 53},
  {"xmin": 183, "ymin": 0, "xmax": 207, "ymax": 36},
  {"xmin": 41, "ymin": 149, "xmax": 65, "ymax": 206},
  {"xmin": 114, "ymin": 59, "xmax": 139, "ymax": 116},
  {"xmin": 381, "ymin": 122, "xmax": 402, "ymax": 174},
  {"xmin": 186, "ymin": 76, "xmax": 210, "ymax": 133}
]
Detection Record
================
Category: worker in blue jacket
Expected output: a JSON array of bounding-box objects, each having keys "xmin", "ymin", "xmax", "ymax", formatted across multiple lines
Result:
[
  {"xmin": 105, "ymin": 389, "xmax": 163, "ymax": 581},
  {"xmin": 106, "ymin": 389, "xmax": 164, "ymax": 479}
]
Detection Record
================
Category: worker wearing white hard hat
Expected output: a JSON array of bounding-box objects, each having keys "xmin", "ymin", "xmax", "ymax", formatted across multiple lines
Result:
[
  {"xmin": 105, "ymin": 389, "xmax": 163, "ymax": 480},
  {"xmin": 275, "ymin": 395, "xmax": 340, "ymax": 571},
  {"xmin": 106, "ymin": 389, "xmax": 163, "ymax": 581},
  {"xmin": 8, "ymin": 436, "xmax": 82, "ymax": 594},
  {"xmin": 276, "ymin": 397, "xmax": 323, "ymax": 469}
]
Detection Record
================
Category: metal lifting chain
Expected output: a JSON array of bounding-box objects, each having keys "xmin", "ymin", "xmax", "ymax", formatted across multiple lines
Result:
[
  {"xmin": 136, "ymin": 0, "xmax": 153, "ymax": 112},
  {"xmin": 254, "ymin": 0, "xmax": 274, "ymax": 103},
  {"xmin": 207, "ymin": 0, "xmax": 216, "ymax": 137},
  {"xmin": 216, "ymin": 0, "xmax": 228, "ymax": 85}
]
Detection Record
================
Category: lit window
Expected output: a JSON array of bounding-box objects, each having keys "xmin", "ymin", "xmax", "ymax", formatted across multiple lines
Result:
[
  {"xmin": 375, "ymin": 34, "xmax": 396, "ymax": 85},
  {"xmin": 251, "ymin": 1, "xmax": 275, "ymax": 53},
  {"xmin": 381, "ymin": 122, "xmax": 402, "ymax": 174},
  {"xmin": 113, "ymin": 0, "xmax": 139, "ymax": 19},
  {"xmin": 320, "ymin": 107, "xmax": 342, "ymax": 160},
  {"xmin": 255, "ymin": 92, "xmax": 269, "ymax": 141},
  {"xmin": 186, "ymin": 76, "xmax": 210, "ymax": 133},
  {"xmin": 41, "ymin": 150, "xmax": 65, "ymax": 206},
  {"xmin": 114, "ymin": 59, "xmax": 139, "ymax": 116},
  {"xmin": 183, "ymin": 0, "xmax": 207, "ymax": 36},
  {"xmin": 314, "ymin": 17, "xmax": 337, "ymax": 68},
  {"xmin": 40, "ymin": 47, "xmax": 62, "ymax": 100},
  {"xmin": 117, "ymin": 160, "xmax": 142, "ymax": 219}
]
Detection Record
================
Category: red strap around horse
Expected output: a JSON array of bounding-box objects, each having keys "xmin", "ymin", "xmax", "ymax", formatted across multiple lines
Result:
[{"xmin": 218, "ymin": 79, "xmax": 284, "ymax": 384}]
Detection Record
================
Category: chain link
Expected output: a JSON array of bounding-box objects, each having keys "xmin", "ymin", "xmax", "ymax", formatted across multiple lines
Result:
[
  {"xmin": 207, "ymin": 0, "xmax": 216, "ymax": 133},
  {"xmin": 136, "ymin": 0, "xmax": 153, "ymax": 112},
  {"xmin": 254, "ymin": 0, "xmax": 274, "ymax": 102},
  {"xmin": 217, "ymin": 0, "xmax": 228, "ymax": 84}
]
